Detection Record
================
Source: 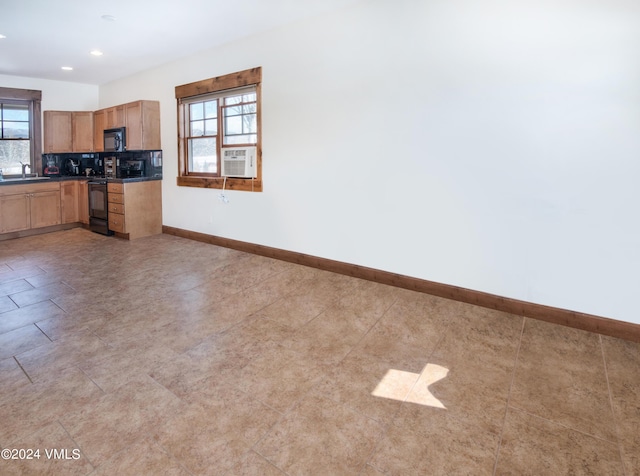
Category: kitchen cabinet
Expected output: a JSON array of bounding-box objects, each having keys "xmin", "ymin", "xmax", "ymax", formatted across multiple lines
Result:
[
  {"xmin": 124, "ymin": 100, "xmax": 161, "ymax": 150},
  {"xmin": 43, "ymin": 111, "xmax": 72, "ymax": 153},
  {"xmin": 44, "ymin": 111, "xmax": 94, "ymax": 153},
  {"xmin": 60, "ymin": 180, "xmax": 79, "ymax": 224},
  {"xmin": 93, "ymin": 105, "xmax": 125, "ymax": 152},
  {"xmin": 78, "ymin": 180, "xmax": 89, "ymax": 224},
  {"xmin": 107, "ymin": 180, "xmax": 162, "ymax": 239},
  {"xmin": 106, "ymin": 105, "xmax": 125, "ymax": 129},
  {"xmin": 72, "ymin": 112, "xmax": 94, "ymax": 152},
  {"xmin": 93, "ymin": 109, "xmax": 106, "ymax": 152},
  {"xmin": 0, "ymin": 182, "xmax": 61, "ymax": 233}
]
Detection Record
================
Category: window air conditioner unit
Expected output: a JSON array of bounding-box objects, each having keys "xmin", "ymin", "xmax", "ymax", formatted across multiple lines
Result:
[{"xmin": 221, "ymin": 147, "xmax": 257, "ymax": 178}]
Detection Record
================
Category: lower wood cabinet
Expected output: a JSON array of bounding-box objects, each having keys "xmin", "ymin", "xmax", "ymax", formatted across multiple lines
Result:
[
  {"xmin": 0, "ymin": 182, "xmax": 62, "ymax": 233},
  {"xmin": 78, "ymin": 180, "xmax": 89, "ymax": 224},
  {"xmin": 107, "ymin": 181, "xmax": 162, "ymax": 239},
  {"xmin": 60, "ymin": 181, "xmax": 79, "ymax": 224}
]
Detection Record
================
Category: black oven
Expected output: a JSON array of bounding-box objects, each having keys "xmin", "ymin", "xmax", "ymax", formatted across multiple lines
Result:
[{"xmin": 88, "ymin": 181, "xmax": 113, "ymax": 235}]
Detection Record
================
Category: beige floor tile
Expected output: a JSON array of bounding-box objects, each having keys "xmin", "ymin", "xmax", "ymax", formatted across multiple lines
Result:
[
  {"xmin": 370, "ymin": 410, "xmax": 499, "ymax": 475},
  {"xmin": 9, "ymin": 281, "xmax": 76, "ymax": 308},
  {"xmin": 0, "ymin": 356, "xmax": 31, "ymax": 389},
  {"xmin": 510, "ymin": 318, "xmax": 617, "ymax": 442},
  {"xmin": 91, "ymin": 437, "xmax": 190, "ymax": 475},
  {"xmin": 354, "ymin": 292, "xmax": 452, "ymax": 373},
  {"xmin": 236, "ymin": 344, "xmax": 327, "ymax": 413},
  {"xmin": 15, "ymin": 331, "xmax": 111, "ymax": 382},
  {"xmin": 314, "ymin": 351, "xmax": 415, "ymax": 426},
  {"xmin": 496, "ymin": 408, "xmax": 624, "ymax": 475},
  {"xmin": 0, "ymin": 324, "xmax": 51, "ymax": 360},
  {"xmin": 0, "ymin": 421, "xmax": 94, "ymax": 476},
  {"xmin": 601, "ymin": 335, "xmax": 640, "ymax": 475},
  {"xmin": 225, "ymin": 450, "xmax": 286, "ymax": 475},
  {"xmin": 59, "ymin": 374, "xmax": 181, "ymax": 467},
  {"xmin": 0, "ymin": 300, "xmax": 66, "ymax": 334},
  {"xmin": 0, "ymin": 295, "xmax": 18, "ymax": 313},
  {"xmin": 0, "ymin": 366, "xmax": 103, "ymax": 446},
  {"xmin": 0, "ymin": 266, "xmax": 46, "ymax": 285},
  {"xmin": 154, "ymin": 385, "xmax": 279, "ymax": 475},
  {"xmin": 0, "ymin": 278, "xmax": 33, "ymax": 296},
  {"xmin": 255, "ymin": 393, "xmax": 384, "ymax": 475}
]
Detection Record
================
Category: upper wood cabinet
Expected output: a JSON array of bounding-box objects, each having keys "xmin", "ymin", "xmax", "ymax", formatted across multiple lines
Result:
[
  {"xmin": 93, "ymin": 109, "xmax": 106, "ymax": 152},
  {"xmin": 43, "ymin": 111, "xmax": 72, "ymax": 153},
  {"xmin": 106, "ymin": 105, "xmax": 125, "ymax": 129},
  {"xmin": 125, "ymin": 100, "xmax": 160, "ymax": 150},
  {"xmin": 44, "ymin": 111, "xmax": 95, "ymax": 153},
  {"xmin": 92, "ymin": 100, "xmax": 160, "ymax": 152},
  {"xmin": 72, "ymin": 112, "xmax": 94, "ymax": 152}
]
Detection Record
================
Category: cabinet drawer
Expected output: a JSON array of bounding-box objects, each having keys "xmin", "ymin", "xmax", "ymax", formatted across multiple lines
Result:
[
  {"xmin": 108, "ymin": 193, "xmax": 124, "ymax": 205},
  {"xmin": 107, "ymin": 183, "xmax": 123, "ymax": 193},
  {"xmin": 108, "ymin": 202, "xmax": 124, "ymax": 214},
  {"xmin": 108, "ymin": 213, "xmax": 125, "ymax": 233}
]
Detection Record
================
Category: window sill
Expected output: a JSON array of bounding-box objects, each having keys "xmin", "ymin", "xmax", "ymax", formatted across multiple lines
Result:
[{"xmin": 177, "ymin": 175, "xmax": 262, "ymax": 192}]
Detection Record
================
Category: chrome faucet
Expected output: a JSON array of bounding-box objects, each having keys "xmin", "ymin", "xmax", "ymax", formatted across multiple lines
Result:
[{"xmin": 20, "ymin": 162, "xmax": 30, "ymax": 179}]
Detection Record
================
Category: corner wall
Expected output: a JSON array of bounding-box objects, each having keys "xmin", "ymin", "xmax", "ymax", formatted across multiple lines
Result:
[
  {"xmin": 99, "ymin": 0, "xmax": 640, "ymax": 325},
  {"xmin": 0, "ymin": 74, "xmax": 99, "ymax": 111}
]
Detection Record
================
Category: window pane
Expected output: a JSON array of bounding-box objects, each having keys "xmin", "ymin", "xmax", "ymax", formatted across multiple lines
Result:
[
  {"xmin": 243, "ymin": 114, "xmax": 257, "ymax": 133},
  {"xmin": 224, "ymin": 134, "xmax": 257, "ymax": 145},
  {"xmin": 243, "ymin": 93, "xmax": 256, "ymax": 102},
  {"xmin": 190, "ymin": 120, "xmax": 205, "ymax": 136},
  {"xmin": 3, "ymin": 121, "xmax": 29, "ymax": 139},
  {"xmin": 0, "ymin": 140, "xmax": 30, "ymax": 174},
  {"xmin": 204, "ymin": 119, "xmax": 217, "ymax": 135},
  {"xmin": 190, "ymin": 102, "xmax": 204, "ymax": 121},
  {"xmin": 243, "ymin": 103, "xmax": 256, "ymax": 114},
  {"xmin": 204, "ymin": 100, "xmax": 217, "ymax": 118},
  {"xmin": 225, "ymin": 95, "xmax": 242, "ymax": 105},
  {"xmin": 225, "ymin": 115, "xmax": 242, "ymax": 135},
  {"xmin": 188, "ymin": 137, "xmax": 217, "ymax": 173},
  {"xmin": 225, "ymin": 105, "xmax": 242, "ymax": 116},
  {"xmin": 2, "ymin": 105, "xmax": 29, "ymax": 121}
]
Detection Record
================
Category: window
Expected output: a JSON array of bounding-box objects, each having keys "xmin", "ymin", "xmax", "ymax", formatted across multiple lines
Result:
[
  {"xmin": 176, "ymin": 67, "xmax": 262, "ymax": 191},
  {"xmin": 0, "ymin": 88, "xmax": 41, "ymax": 176}
]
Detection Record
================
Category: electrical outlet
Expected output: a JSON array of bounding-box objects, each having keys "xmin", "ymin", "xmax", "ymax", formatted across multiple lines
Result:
[{"xmin": 218, "ymin": 193, "xmax": 229, "ymax": 204}]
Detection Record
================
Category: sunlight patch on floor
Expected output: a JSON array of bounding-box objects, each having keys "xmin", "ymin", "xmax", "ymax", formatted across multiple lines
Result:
[{"xmin": 372, "ymin": 363, "xmax": 448, "ymax": 409}]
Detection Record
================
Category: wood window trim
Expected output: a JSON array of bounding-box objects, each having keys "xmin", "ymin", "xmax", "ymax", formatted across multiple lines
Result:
[
  {"xmin": 0, "ymin": 87, "xmax": 42, "ymax": 173},
  {"xmin": 175, "ymin": 67, "xmax": 262, "ymax": 192}
]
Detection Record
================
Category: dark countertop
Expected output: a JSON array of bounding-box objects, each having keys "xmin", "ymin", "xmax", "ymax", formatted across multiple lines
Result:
[{"xmin": 0, "ymin": 175, "xmax": 162, "ymax": 186}]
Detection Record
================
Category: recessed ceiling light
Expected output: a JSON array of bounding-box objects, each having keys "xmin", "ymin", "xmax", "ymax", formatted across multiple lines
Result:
[
  {"xmin": 61, "ymin": 66, "xmax": 73, "ymax": 71},
  {"xmin": 90, "ymin": 50, "xmax": 103, "ymax": 56},
  {"xmin": 0, "ymin": 34, "xmax": 6, "ymax": 39},
  {"xmin": 101, "ymin": 14, "xmax": 116, "ymax": 22}
]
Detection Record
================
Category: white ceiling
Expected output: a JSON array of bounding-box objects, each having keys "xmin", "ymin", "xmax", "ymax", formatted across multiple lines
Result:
[{"xmin": 0, "ymin": 0, "xmax": 361, "ymax": 85}]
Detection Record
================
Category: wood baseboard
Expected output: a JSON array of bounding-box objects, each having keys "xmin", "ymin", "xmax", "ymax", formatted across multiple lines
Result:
[
  {"xmin": 163, "ymin": 225, "xmax": 640, "ymax": 343},
  {"xmin": 0, "ymin": 223, "xmax": 81, "ymax": 242}
]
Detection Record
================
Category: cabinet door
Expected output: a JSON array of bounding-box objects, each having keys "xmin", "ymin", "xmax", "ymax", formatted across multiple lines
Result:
[
  {"xmin": 106, "ymin": 105, "xmax": 125, "ymax": 128},
  {"xmin": 43, "ymin": 111, "xmax": 72, "ymax": 153},
  {"xmin": 78, "ymin": 180, "xmax": 89, "ymax": 224},
  {"xmin": 30, "ymin": 190, "xmax": 61, "ymax": 229},
  {"xmin": 93, "ymin": 110, "xmax": 106, "ymax": 152},
  {"xmin": 60, "ymin": 181, "xmax": 79, "ymax": 224},
  {"xmin": 72, "ymin": 112, "xmax": 94, "ymax": 152},
  {"xmin": 124, "ymin": 101, "xmax": 161, "ymax": 151},
  {"xmin": 124, "ymin": 101, "xmax": 143, "ymax": 150},
  {"xmin": 0, "ymin": 194, "xmax": 30, "ymax": 233}
]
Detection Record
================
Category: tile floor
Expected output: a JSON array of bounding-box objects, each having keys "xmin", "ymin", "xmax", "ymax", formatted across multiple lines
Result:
[{"xmin": 0, "ymin": 228, "xmax": 638, "ymax": 475}]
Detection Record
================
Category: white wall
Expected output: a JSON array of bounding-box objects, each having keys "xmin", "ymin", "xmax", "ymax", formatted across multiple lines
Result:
[
  {"xmin": 99, "ymin": 0, "xmax": 640, "ymax": 325},
  {"xmin": 0, "ymin": 74, "xmax": 98, "ymax": 111}
]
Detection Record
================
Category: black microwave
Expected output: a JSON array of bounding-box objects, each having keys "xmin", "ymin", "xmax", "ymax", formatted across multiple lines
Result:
[{"xmin": 104, "ymin": 127, "xmax": 126, "ymax": 152}]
